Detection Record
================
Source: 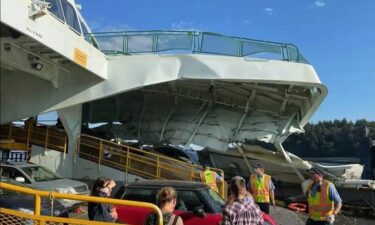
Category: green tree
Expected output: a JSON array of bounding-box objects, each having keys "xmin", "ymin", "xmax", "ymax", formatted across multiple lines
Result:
[{"xmin": 284, "ymin": 119, "xmax": 375, "ymax": 158}]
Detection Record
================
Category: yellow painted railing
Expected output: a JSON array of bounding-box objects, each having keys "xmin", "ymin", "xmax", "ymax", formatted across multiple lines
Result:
[
  {"xmin": 0, "ymin": 124, "xmax": 225, "ymax": 197},
  {"xmin": 77, "ymin": 134, "xmax": 225, "ymax": 198},
  {"xmin": 0, "ymin": 182, "xmax": 163, "ymax": 225},
  {"xmin": 0, "ymin": 123, "xmax": 67, "ymax": 153}
]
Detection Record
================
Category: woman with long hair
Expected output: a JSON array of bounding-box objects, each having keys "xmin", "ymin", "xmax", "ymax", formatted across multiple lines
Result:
[
  {"xmin": 222, "ymin": 176, "xmax": 263, "ymax": 225},
  {"xmin": 145, "ymin": 186, "xmax": 183, "ymax": 225}
]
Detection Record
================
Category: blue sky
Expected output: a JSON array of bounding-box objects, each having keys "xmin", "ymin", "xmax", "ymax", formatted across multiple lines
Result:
[{"xmin": 77, "ymin": 0, "xmax": 375, "ymax": 123}]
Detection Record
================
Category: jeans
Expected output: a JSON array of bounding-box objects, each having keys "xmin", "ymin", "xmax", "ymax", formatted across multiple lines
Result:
[
  {"xmin": 306, "ymin": 218, "xmax": 333, "ymax": 225},
  {"xmin": 255, "ymin": 202, "xmax": 270, "ymax": 214}
]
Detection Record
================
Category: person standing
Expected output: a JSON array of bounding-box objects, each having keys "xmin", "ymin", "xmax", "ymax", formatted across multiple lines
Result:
[
  {"xmin": 305, "ymin": 167, "xmax": 342, "ymax": 225},
  {"xmin": 88, "ymin": 177, "xmax": 118, "ymax": 222},
  {"xmin": 248, "ymin": 162, "xmax": 275, "ymax": 214},
  {"xmin": 144, "ymin": 186, "xmax": 183, "ymax": 225},
  {"xmin": 200, "ymin": 165, "xmax": 223, "ymax": 193},
  {"xmin": 222, "ymin": 176, "xmax": 263, "ymax": 225}
]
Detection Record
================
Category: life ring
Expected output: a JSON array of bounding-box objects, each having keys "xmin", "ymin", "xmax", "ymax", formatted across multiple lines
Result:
[
  {"xmin": 262, "ymin": 212, "xmax": 277, "ymax": 225},
  {"xmin": 288, "ymin": 203, "xmax": 307, "ymax": 212}
]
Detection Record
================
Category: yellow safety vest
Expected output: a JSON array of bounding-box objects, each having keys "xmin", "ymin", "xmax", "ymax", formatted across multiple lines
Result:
[
  {"xmin": 307, "ymin": 180, "xmax": 334, "ymax": 221},
  {"xmin": 200, "ymin": 170, "xmax": 218, "ymax": 192},
  {"xmin": 250, "ymin": 174, "xmax": 271, "ymax": 203}
]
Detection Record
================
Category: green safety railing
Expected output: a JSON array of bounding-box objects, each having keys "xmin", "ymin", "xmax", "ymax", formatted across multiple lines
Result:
[{"xmin": 85, "ymin": 30, "xmax": 309, "ymax": 63}]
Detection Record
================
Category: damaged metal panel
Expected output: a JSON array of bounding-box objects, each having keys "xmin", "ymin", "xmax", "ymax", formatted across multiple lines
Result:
[{"xmin": 83, "ymin": 80, "xmax": 314, "ymax": 152}]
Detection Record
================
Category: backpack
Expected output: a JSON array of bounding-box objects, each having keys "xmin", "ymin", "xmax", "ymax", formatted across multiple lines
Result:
[{"xmin": 145, "ymin": 212, "xmax": 180, "ymax": 225}]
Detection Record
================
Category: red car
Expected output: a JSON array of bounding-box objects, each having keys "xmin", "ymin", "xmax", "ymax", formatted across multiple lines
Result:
[{"xmin": 113, "ymin": 180, "xmax": 276, "ymax": 225}]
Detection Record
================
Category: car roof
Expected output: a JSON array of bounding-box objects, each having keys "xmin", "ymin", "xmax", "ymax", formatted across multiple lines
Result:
[
  {"xmin": 123, "ymin": 180, "xmax": 209, "ymax": 190},
  {"xmin": 0, "ymin": 162, "xmax": 38, "ymax": 168}
]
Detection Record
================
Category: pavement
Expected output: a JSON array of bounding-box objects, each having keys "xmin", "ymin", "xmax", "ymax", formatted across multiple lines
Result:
[
  {"xmin": 269, "ymin": 206, "xmax": 373, "ymax": 225},
  {"xmin": 70, "ymin": 205, "xmax": 373, "ymax": 225}
]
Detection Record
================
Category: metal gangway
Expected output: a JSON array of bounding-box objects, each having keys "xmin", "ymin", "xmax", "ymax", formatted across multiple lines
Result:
[
  {"xmin": 0, "ymin": 124, "xmax": 225, "ymax": 198},
  {"xmin": 76, "ymin": 134, "xmax": 225, "ymax": 197}
]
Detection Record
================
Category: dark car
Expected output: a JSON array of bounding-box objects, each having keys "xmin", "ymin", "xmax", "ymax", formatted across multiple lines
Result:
[
  {"xmin": 114, "ymin": 180, "xmax": 276, "ymax": 225},
  {"xmin": 150, "ymin": 145, "xmax": 200, "ymax": 165},
  {"xmin": 0, "ymin": 178, "xmax": 69, "ymax": 218}
]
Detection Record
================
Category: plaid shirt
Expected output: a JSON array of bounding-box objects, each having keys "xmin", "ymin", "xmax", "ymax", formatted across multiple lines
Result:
[{"xmin": 222, "ymin": 198, "xmax": 264, "ymax": 225}]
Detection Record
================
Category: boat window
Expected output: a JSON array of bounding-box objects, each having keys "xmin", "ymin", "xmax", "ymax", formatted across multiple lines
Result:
[
  {"xmin": 46, "ymin": 0, "xmax": 65, "ymax": 22},
  {"xmin": 79, "ymin": 18, "xmax": 89, "ymax": 35},
  {"xmin": 60, "ymin": 0, "xmax": 81, "ymax": 34}
]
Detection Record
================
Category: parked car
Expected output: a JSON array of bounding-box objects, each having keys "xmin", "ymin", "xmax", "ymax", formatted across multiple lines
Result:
[
  {"xmin": 113, "ymin": 180, "xmax": 277, "ymax": 225},
  {"xmin": 0, "ymin": 162, "xmax": 89, "ymax": 210},
  {"xmin": 0, "ymin": 178, "xmax": 69, "ymax": 218}
]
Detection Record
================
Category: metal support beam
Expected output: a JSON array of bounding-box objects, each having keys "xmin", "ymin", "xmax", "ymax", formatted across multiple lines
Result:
[
  {"xmin": 137, "ymin": 100, "xmax": 146, "ymax": 141},
  {"xmin": 233, "ymin": 91, "xmax": 256, "ymax": 141},
  {"xmin": 190, "ymin": 101, "xmax": 207, "ymax": 123},
  {"xmin": 10, "ymin": 42, "xmax": 70, "ymax": 74},
  {"xmin": 279, "ymin": 112, "xmax": 297, "ymax": 135},
  {"xmin": 159, "ymin": 96, "xmax": 177, "ymax": 142},
  {"xmin": 275, "ymin": 141, "xmax": 305, "ymax": 181},
  {"xmin": 184, "ymin": 103, "xmax": 210, "ymax": 148},
  {"xmin": 280, "ymin": 86, "xmax": 294, "ymax": 114},
  {"xmin": 279, "ymin": 96, "xmax": 288, "ymax": 114},
  {"xmin": 236, "ymin": 144, "xmax": 255, "ymax": 174}
]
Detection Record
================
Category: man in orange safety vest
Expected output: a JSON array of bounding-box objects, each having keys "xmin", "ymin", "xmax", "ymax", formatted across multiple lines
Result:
[
  {"xmin": 305, "ymin": 167, "xmax": 342, "ymax": 225},
  {"xmin": 248, "ymin": 162, "xmax": 275, "ymax": 214},
  {"xmin": 200, "ymin": 165, "xmax": 223, "ymax": 193}
]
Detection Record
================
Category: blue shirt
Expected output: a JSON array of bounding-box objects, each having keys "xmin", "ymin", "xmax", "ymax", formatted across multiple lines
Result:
[{"xmin": 308, "ymin": 182, "xmax": 342, "ymax": 204}]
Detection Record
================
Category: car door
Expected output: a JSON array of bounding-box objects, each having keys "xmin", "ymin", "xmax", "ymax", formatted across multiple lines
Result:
[
  {"xmin": 174, "ymin": 190, "xmax": 222, "ymax": 225},
  {"xmin": 12, "ymin": 168, "xmax": 31, "ymax": 183},
  {"xmin": 115, "ymin": 187, "xmax": 158, "ymax": 225},
  {"xmin": 0, "ymin": 166, "xmax": 14, "ymax": 178},
  {"xmin": 0, "ymin": 167, "xmax": 30, "ymax": 183},
  {"xmin": 115, "ymin": 186, "xmax": 222, "ymax": 225}
]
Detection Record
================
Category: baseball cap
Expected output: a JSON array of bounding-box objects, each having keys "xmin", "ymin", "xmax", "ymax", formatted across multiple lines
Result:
[
  {"xmin": 252, "ymin": 162, "xmax": 264, "ymax": 169},
  {"xmin": 306, "ymin": 167, "xmax": 324, "ymax": 176}
]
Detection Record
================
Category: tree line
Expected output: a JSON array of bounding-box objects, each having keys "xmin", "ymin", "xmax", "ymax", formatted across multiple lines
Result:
[{"xmin": 283, "ymin": 119, "xmax": 375, "ymax": 158}]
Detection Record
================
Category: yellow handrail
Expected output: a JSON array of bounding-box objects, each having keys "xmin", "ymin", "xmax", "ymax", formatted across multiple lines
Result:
[
  {"xmin": 0, "ymin": 208, "xmax": 129, "ymax": 225},
  {"xmin": 0, "ymin": 123, "xmax": 67, "ymax": 153},
  {"xmin": 0, "ymin": 124, "xmax": 225, "ymax": 197},
  {"xmin": 0, "ymin": 182, "xmax": 163, "ymax": 225},
  {"xmin": 78, "ymin": 134, "xmax": 226, "ymax": 198},
  {"xmin": 79, "ymin": 134, "xmax": 224, "ymax": 174}
]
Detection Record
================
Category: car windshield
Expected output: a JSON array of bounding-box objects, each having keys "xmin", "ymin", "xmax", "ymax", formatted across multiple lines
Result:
[
  {"xmin": 200, "ymin": 188, "xmax": 225, "ymax": 213},
  {"xmin": 21, "ymin": 166, "xmax": 61, "ymax": 182}
]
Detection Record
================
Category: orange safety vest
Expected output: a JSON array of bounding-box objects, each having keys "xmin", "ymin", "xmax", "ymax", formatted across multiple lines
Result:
[
  {"xmin": 307, "ymin": 180, "xmax": 334, "ymax": 221},
  {"xmin": 200, "ymin": 170, "xmax": 218, "ymax": 192},
  {"xmin": 250, "ymin": 174, "xmax": 271, "ymax": 203}
]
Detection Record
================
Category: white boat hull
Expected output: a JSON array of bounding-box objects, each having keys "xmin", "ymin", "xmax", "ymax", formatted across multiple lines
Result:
[{"xmin": 198, "ymin": 144, "xmax": 367, "ymax": 185}]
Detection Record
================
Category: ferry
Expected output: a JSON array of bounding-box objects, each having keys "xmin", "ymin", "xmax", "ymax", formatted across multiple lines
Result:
[{"xmin": 1, "ymin": 0, "xmax": 374, "ymax": 223}]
